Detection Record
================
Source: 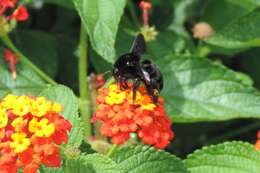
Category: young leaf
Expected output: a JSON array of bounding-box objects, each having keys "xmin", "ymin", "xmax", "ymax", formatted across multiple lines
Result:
[
  {"xmin": 39, "ymin": 85, "xmax": 84, "ymax": 147},
  {"xmin": 66, "ymin": 154, "xmax": 124, "ymax": 173},
  {"xmin": 0, "ymin": 48, "xmax": 47, "ymax": 98},
  {"xmin": 156, "ymin": 55, "xmax": 260, "ymax": 122},
  {"xmin": 184, "ymin": 141, "xmax": 260, "ymax": 173},
  {"xmin": 73, "ymin": 0, "xmax": 127, "ymax": 63},
  {"xmin": 112, "ymin": 145, "xmax": 188, "ymax": 173},
  {"xmin": 206, "ymin": 8, "xmax": 260, "ymax": 49}
]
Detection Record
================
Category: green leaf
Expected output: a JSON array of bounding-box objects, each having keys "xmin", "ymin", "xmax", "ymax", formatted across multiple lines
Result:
[
  {"xmin": 66, "ymin": 154, "xmax": 123, "ymax": 173},
  {"xmin": 73, "ymin": 0, "xmax": 127, "ymax": 63},
  {"xmin": 39, "ymin": 85, "xmax": 84, "ymax": 147},
  {"xmin": 16, "ymin": 30, "xmax": 59, "ymax": 78},
  {"xmin": 147, "ymin": 30, "xmax": 193, "ymax": 59},
  {"xmin": 200, "ymin": 0, "xmax": 258, "ymax": 31},
  {"xmin": 112, "ymin": 145, "xmax": 188, "ymax": 173},
  {"xmin": 44, "ymin": 0, "xmax": 75, "ymax": 9},
  {"xmin": 206, "ymin": 8, "xmax": 260, "ymax": 49},
  {"xmin": 240, "ymin": 48, "xmax": 260, "ymax": 88},
  {"xmin": 156, "ymin": 55, "xmax": 260, "ymax": 122},
  {"xmin": 184, "ymin": 141, "xmax": 260, "ymax": 173},
  {"xmin": 169, "ymin": 0, "xmax": 196, "ymax": 38},
  {"xmin": 0, "ymin": 48, "xmax": 47, "ymax": 99}
]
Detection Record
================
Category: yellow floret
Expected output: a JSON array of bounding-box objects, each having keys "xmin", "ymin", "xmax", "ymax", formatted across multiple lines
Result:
[
  {"xmin": 140, "ymin": 103, "xmax": 156, "ymax": 110},
  {"xmin": 52, "ymin": 102, "xmax": 63, "ymax": 113},
  {"xmin": 0, "ymin": 109, "xmax": 8, "ymax": 128},
  {"xmin": 10, "ymin": 132, "xmax": 30, "ymax": 153},
  {"xmin": 11, "ymin": 117, "xmax": 27, "ymax": 132},
  {"xmin": 105, "ymin": 91, "xmax": 126, "ymax": 105},
  {"xmin": 1, "ymin": 94, "xmax": 18, "ymax": 110},
  {"xmin": 31, "ymin": 97, "xmax": 52, "ymax": 117},
  {"xmin": 12, "ymin": 96, "xmax": 32, "ymax": 116},
  {"xmin": 29, "ymin": 118, "xmax": 55, "ymax": 137}
]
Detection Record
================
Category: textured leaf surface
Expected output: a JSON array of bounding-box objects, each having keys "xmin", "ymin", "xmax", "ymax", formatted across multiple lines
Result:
[
  {"xmin": 206, "ymin": 8, "xmax": 260, "ymax": 49},
  {"xmin": 40, "ymin": 85, "xmax": 83, "ymax": 147},
  {"xmin": 112, "ymin": 145, "xmax": 188, "ymax": 173},
  {"xmin": 0, "ymin": 48, "xmax": 47, "ymax": 99},
  {"xmin": 66, "ymin": 154, "xmax": 123, "ymax": 173},
  {"xmin": 157, "ymin": 55, "xmax": 260, "ymax": 122},
  {"xmin": 73, "ymin": 0, "xmax": 127, "ymax": 63},
  {"xmin": 184, "ymin": 141, "xmax": 260, "ymax": 173}
]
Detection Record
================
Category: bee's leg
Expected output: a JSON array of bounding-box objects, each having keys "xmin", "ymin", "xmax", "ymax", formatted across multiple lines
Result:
[
  {"xmin": 132, "ymin": 78, "xmax": 140, "ymax": 102},
  {"xmin": 119, "ymin": 77, "xmax": 128, "ymax": 90},
  {"xmin": 145, "ymin": 83, "xmax": 158, "ymax": 104}
]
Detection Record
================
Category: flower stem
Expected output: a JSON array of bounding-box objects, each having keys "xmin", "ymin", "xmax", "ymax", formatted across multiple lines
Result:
[
  {"xmin": 78, "ymin": 23, "xmax": 91, "ymax": 137},
  {"xmin": 0, "ymin": 35, "xmax": 57, "ymax": 85},
  {"xmin": 106, "ymin": 144, "xmax": 119, "ymax": 157}
]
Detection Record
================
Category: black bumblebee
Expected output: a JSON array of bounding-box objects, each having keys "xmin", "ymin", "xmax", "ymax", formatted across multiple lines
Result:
[{"xmin": 112, "ymin": 34, "xmax": 163, "ymax": 103}]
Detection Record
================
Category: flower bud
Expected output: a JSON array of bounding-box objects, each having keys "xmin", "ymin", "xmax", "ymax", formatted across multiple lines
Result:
[{"xmin": 192, "ymin": 22, "xmax": 214, "ymax": 39}]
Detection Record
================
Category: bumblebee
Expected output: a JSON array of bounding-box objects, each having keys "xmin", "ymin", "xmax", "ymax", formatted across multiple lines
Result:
[{"xmin": 112, "ymin": 34, "xmax": 163, "ymax": 103}]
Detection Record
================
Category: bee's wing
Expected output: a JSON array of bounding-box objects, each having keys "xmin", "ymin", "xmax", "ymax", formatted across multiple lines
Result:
[{"xmin": 130, "ymin": 34, "xmax": 146, "ymax": 55}]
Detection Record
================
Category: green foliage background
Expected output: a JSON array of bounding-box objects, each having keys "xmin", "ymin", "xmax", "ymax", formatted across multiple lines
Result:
[{"xmin": 1, "ymin": 0, "xmax": 260, "ymax": 172}]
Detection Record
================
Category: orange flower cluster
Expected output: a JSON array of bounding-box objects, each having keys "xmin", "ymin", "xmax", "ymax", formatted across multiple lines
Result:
[
  {"xmin": 3, "ymin": 49, "xmax": 19, "ymax": 80},
  {"xmin": 0, "ymin": 94, "xmax": 72, "ymax": 173},
  {"xmin": 92, "ymin": 83, "xmax": 174, "ymax": 149},
  {"xmin": 255, "ymin": 130, "xmax": 260, "ymax": 150}
]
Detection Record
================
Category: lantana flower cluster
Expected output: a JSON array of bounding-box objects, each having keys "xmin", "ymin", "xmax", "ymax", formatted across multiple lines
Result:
[
  {"xmin": 0, "ymin": 94, "xmax": 72, "ymax": 173},
  {"xmin": 92, "ymin": 83, "xmax": 174, "ymax": 149},
  {"xmin": 0, "ymin": 0, "xmax": 29, "ymax": 35}
]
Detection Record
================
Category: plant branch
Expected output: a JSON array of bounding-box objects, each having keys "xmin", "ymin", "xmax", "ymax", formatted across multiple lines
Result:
[
  {"xmin": 78, "ymin": 23, "xmax": 91, "ymax": 137},
  {"xmin": 1, "ymin": 35, "xmax": 57, "ymax": 85},
  {"xmin": 106, "ymin": 144, "xmax": 119, "ymax": 157}
]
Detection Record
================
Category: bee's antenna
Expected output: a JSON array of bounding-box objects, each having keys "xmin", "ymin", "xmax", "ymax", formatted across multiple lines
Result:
[{"xmin": 101, "ymin": 70, "xmax": 111, "ymax": 77}]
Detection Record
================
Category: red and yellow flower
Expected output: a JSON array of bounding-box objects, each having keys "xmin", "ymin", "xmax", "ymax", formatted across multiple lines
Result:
[
  {"xmin": 0, "ymin": 94, "xmax": 72, "ymax": 173},
  {"xmin": 92, "ymin": 83, "xmax": 174, "ymax": 149}
]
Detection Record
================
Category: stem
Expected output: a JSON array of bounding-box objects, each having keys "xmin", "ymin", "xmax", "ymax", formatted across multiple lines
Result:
[
  {"xmin": 128, "ymin": 0, "xmax": 140, "ymax": 28},
  {"xmin": 207, "ymin": 121, "xmax": 260, "ymax": 145},
  {"xmin": 106, "ymin": 144, "xmax": 119, "ymax": 157},
  {"xmin": 1, "ymin": 35, "xmax": 57, "ymax": 85},
  {"xmin": 78, "ymin": 23, "xmax": 91, "ymax": 137}
]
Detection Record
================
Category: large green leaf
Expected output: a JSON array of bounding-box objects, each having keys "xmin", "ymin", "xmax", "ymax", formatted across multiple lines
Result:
[
  {"xmin": 39, "ymin": 85, "xmax": 84, "ymax": 147},
  {"xmin": 206, "ymin": 8, "xmax": 260, "ymax": 49},
  {"xmin": 16, "ymin": 30, "xmax": 59, "ymax": 78},
  {"xmin": 157, "ymin": 55, "xmax": 260, "ymax": 122},
  {"xmin": 112, "ymin": 145, "xmax": 188, "ymax": 173},
  {"xmin": 66, "ymin": 154, "xmax": 123, "ymax": 173},
  {"xmin": 0, "ymin": 48, "xmax": 47, "ymax": 99},
  {"xmin": 73, "ymin": 0, "xmax": 127, "ymax": 63},
  {"xmin": 184, "ymin": 141, "xmax": 260, "ymax": 173},
  {"xmin": 200, "ymin": 0, "xmax": 258, "ymax": 31}
]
